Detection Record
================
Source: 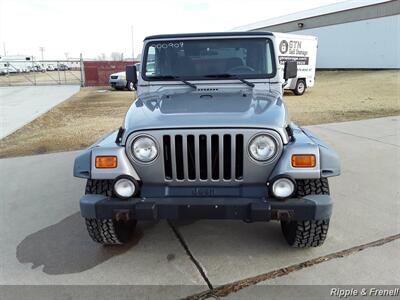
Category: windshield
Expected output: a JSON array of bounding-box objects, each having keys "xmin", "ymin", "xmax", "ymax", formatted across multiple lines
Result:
[{"xmin": 143, "ymin": 38, "xmax": 276, "ymax": 81}]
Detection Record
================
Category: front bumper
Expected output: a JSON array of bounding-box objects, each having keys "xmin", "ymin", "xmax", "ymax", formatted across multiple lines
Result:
[
  {"xmin": 109, "ymin": 78, "xmax": 127, "ymax": 88},
  {"xmin": 80, "ymin": 194, "xmax": 332, "ymax": 222}
]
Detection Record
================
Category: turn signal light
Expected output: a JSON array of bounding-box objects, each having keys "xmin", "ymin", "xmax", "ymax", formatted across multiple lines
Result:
[
  {"xmin": 291, "ymin": 154, "xmax": 316, "ymax": 168},
  {"xmin": 95, "ymin": 156, "xmax": 117, "ymax": 168}
]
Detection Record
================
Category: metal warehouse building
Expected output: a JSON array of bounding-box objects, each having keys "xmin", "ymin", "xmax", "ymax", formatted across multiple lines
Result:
[{"xmin": 233, "ymin": 0, "xmax": 400, "ymax": 69}]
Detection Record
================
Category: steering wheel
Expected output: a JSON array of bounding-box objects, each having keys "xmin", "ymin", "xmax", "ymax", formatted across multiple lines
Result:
[{"xmin": 227, "ymin": 65, "xmax": 256, "ymax": 74}]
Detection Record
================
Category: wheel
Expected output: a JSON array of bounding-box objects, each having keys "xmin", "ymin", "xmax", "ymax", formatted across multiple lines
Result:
[
  {"xmin": 126, "ymin": 81, "xmax": 135, "ymax": 91},
  {"xmin": 84, "ymin": 179, "xmax": 137, "ymax": 245},
  {"xmin": 293, "ymin": 79, "xmax": 306, "ymax": 95},
  {"xmin": 85, "ymin": 218, "xmax": 136, "ymax": 245},
  {"xmin": 281, "ymin": 178, "xmax": 330, "ymax": 248}
]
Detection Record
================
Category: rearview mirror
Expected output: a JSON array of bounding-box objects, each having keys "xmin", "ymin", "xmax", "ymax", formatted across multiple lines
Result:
[
  {"xmin": 126, "ymin": 65, "xmax": 138, "ymax": 89},
  {"xmin": 284, "ymin": 61, "xmax": 297, "ymax": 80}
]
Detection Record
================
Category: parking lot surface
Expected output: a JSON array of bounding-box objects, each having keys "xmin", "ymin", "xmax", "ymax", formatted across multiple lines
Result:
[
  {"xmin": 0, "ymin": 85, "xmax": 80, "ymax": 138},
  {"xmin": 176, "ymin": 117, "xmax": 400, "ymax": 285},
  {"xmin": 0, "ymin": 116, "xmax": 399, "ymax": 299}
]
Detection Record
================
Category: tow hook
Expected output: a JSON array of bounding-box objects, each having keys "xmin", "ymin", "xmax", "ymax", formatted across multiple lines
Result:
[
  {"xmin": 276, "ymin": 210, "xmax": 292, "ymax": 221},
  {"xmin": 115, "ymin": 210, "xmax": 131, "ymax": 221}
]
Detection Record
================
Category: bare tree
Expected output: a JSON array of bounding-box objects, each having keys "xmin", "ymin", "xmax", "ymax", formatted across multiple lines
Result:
[
  {"xmin": 97, "ymin": 53, "xmax": 107, "ymax": 61},
  {"xmin": 110, "ymin": 52, "xmax": 123, "ymax": 61}
]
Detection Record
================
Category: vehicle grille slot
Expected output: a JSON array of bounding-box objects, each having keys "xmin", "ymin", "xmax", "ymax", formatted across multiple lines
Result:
[
  {"xmin": 199, "ymin": 135, "xmax": 208, "ymax": 180},
  {"xmin": 175, "ymin": 135, "xmax": 184, "ymax": 180},
  {"xmin": 211, "ymin": 134, "xmax": 219, "ymax": 180},
  {"xmin": 223, "ymin": 135, "xmax": 232, "ymax": 180},
  {"xmin": 187, "ymin": 135, "xmax": 196, "ymax": 180},
  {"xmin": 235, "ymin": 134, "xmax": 244, "ymax": 180},
  {"xmin": 163, "ymin": 135, "xmax": 172, "ymax": 180}
]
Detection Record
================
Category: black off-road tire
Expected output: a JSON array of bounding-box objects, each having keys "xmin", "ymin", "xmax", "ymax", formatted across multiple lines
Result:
[
  {"xmin": 85, "ymin": 218, "xmax": 136, "ymax": 245},
  {"xmin": 296, "ymin": 178, "xmax": 330, "ymax": 197},
  {"xmin": 84, "ymin": 179, "xmax": 137, "ymax": 245},
  {"xmin": 293, "ymin": 79, "xmax": 306, "ymax": 95},
  {"xmin": 85, "ymin": 179, "xmax": 113, "ymax": 196},
  {"xmin": 126, "ymin": 81, "xmax": 135, "ymax": 91},
  {"xmin": 281, "ymin": 178, "xmax": 330, "ymax": 248}
]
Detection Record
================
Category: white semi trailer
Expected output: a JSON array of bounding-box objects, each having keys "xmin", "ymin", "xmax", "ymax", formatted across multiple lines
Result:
[{"xmin": 273, "ymin": 32, "xmax": 318, "ymax": 95}]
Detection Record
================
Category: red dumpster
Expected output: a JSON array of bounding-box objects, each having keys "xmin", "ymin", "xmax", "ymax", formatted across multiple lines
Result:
[{"xmin": 83, "ymin": 61, "xmax": 137, "ymax": 86}]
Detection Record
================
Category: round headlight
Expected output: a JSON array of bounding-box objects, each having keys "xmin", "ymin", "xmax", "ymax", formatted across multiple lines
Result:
[
  {"xmin": 132, "ymin": 136, "xmax": 158, "ymax": 162},
  {"xmin": 114, "ymin": 177, "xmax": 136, "ymax": 198},
  {"xmin": 249, "ymin": 134, "xmax": 277, "ymax": 161},
  {"xmin": 272, "ymin": 178, "xmax": 295, "ymax": 199}
]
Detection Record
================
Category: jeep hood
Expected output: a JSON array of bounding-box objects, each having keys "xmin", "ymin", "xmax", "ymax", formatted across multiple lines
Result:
[{"xmin": 122, "ymin": 90, "xmax": 288, "ymax": 143}]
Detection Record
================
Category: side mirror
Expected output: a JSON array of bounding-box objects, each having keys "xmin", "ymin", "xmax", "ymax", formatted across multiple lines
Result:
[
  {"xmin": 126, "ymin": 65, "xmax": 138, "ymax": 89},
  {"xmin": 284, "ymin": 61, "xmax": 297, "ymax": 80}
]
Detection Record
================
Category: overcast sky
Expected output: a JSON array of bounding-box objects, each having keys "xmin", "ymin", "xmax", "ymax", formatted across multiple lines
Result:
[{"xmin": 0, "ymin": 0, "xmax": 344, "ymax": 60}]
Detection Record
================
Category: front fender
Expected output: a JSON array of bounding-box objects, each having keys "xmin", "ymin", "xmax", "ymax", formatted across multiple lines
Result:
[
  {"xmin": 270, "ymin": 126, "xmax": 320, "ymax": 179},
  {"xmin": 269, "ymin": 125, "xmax": 340, "ymax": 180},
  {"xmin": 302, "ymin": 128, "xmax": 341, "ymax": 177},
  {"xmin": 73, "ymin": 130, "xmax": 140, "ymax": 180}
]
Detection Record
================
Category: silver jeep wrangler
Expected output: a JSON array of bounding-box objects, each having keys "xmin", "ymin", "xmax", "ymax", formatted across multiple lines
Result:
[{"xmin": 74, "ymin": 32, "xmax": 340, "ymax": 247}]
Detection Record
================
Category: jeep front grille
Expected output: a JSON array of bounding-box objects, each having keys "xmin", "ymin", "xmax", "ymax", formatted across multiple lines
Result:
[
  {"xmin": 162, "ymin": 133, "xmax": 244, "ymax": 181},
  {"xmin": 125, "ymin": 128, "xmax": 283, "ymax": 186}
]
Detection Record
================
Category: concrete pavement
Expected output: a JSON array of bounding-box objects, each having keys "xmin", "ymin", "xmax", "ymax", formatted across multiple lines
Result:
[
  {"xmin": 227, "ymin": 240, "xmax": 400, "ymax": 299},
  {"xmin": 0, "ymin": 85, "xmax": 80, "ymax": 138},
  {"xmin": 0, "ymin": 151, "xmax": 204, "ymax": 287},
  {"xmin": 0, "ymin": 116, "xmax": 399, "ymax": 299},
  {"xmin": 176, "ymin": 116, "xmax": 400, "ymax": 285}
]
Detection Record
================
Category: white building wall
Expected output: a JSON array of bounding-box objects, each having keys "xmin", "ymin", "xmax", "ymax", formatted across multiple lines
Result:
[{"xmin": 291, "ymin": 15, "xmax": 400, "ymax": 68}]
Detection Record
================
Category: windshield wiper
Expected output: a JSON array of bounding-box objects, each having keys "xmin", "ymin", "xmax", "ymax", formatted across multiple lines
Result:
[
  {"xmin": 149, "ymin": 75, "xmax": 197, "ymax": 89},
  {"xmin": 204, "ymin": 74, "xmax": 255, "ymax": 88}
]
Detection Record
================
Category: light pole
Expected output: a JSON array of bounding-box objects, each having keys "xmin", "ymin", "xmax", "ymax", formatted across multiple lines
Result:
[
  {"xmin": 39, "ymin": 47, "xmax": 45, "ymax": 61},
  {"xmin": 131, "ymin": 25, "xmax": 134, "ymax": 60}
]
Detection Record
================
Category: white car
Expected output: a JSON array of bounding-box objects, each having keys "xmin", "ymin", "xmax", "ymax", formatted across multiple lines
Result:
[
  {"xmin": 31, "ymin": 64, "xmax": 46, "ymax": 72},
  {"xmin": 109, "ymin": 71, "xmax": 135, "ymax": 91},
  {"xmin": 0, "ymin": 63, "xmax": 19, "ymax": 74}
]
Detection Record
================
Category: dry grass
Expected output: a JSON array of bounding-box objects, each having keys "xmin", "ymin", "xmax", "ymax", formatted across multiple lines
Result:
[
  {"xmin": 285, "ymin": 70, "xmax": 400, "ymax": 125},
  {"xmin": 0, "ymin": 70, "xmax": 399, "ymax": 158}
]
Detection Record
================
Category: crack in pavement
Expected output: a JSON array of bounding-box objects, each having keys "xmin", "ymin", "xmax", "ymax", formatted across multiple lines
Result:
[
  {"xmin": 168, "ymin": 220, "xmax": 213, "ymax": 290},
  {"xmin": 182, "ymin": 233, "xmax": 400, "ymax": 300},
  {"xmin": 314, "ymin": 125, "xmax": 400, "ymax": 148}
]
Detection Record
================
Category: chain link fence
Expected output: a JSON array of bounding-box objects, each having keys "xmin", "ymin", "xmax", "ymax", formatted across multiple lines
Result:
[{"xmin": 0, "ymin": 57, "xmax": 84, "ymax": 87}]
